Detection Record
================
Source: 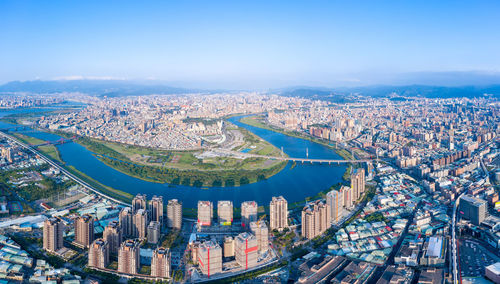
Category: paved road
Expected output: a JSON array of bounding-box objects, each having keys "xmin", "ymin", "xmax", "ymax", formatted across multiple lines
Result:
[
  {"xmin": 368, "ymin": 203, "xmax": 419, "ymax": 284},
  {"xmin": 452, "ymin": 193, "xmax": 465, "ymax": 284},
  {"xmin": 213, "ymin": 148, "xmax": 374, "ymax": 164},
  {"xmin": 0, "ymin": 131, "xmax": 129, "ymax": 206}
]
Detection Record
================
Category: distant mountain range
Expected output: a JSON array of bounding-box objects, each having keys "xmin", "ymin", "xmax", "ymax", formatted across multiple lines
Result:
[
  {"xmin": 0, "ymin": 79, "xmax": 499, "ymax": 99},
  {"xmin": 0, "ymin": 80, "xmax": 199, "ymax": 97},
  {"xmin": 277, "ymin": 85, "xmax": 500, "ymax": 102}
]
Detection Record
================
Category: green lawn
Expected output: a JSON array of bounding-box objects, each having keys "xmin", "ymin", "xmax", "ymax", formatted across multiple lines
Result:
[{"xmin": 12, "ymin": 133, "xmax": 63, "ymax": 163}]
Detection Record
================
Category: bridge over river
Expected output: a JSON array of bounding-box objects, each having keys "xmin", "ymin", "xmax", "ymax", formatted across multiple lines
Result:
[{"xmin": 214, "ymin": 149, "xmax": 376, "ymax": 164}]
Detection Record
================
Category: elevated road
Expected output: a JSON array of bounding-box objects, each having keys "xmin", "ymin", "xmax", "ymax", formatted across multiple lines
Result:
[
  {"xmin": 0, "ymin": 131, "xmax": 129, "ymax": 206},
  {"xmin": 452, "ymin": 193, "xmax": 465, "ymax": 284},
  {"xmin": 214, "ymin": 149, "xmax": 374, "ymax": 164}
]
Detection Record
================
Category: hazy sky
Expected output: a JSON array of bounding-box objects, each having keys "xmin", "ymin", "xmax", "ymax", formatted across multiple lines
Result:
[{"xmin": 1, "ymin": 0, "xmax": 500, "ymax": 88}]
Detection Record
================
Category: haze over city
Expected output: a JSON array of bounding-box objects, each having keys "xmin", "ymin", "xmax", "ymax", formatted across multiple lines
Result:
[{"xmin": 0, "ymin": 1, "xmax": 500, "ymax": 284}]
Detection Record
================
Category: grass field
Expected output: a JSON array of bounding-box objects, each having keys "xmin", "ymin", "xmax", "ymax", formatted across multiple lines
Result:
[
  {"xmin": 65, "ymin": 165, "xmax": 134, "ymax": 203},
  {"xmin": 58, "ymin": 124, "xmax": 288, "ymax": 186},
  {"xmin": 12, "ymin": 133, "xmax": 63, "ymax": 163},
  {"xmin": 240, "ymin": 115, "xmax": 359, "ymax": 160}
]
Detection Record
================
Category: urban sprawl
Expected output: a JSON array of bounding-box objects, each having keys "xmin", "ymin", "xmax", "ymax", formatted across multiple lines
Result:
[{"xmin": 0, "ymin": 93, "xmax": 498, "ymax": 283}]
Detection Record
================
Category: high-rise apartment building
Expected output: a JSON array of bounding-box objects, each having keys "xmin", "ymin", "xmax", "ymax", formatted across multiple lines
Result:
[
  {"xmin": 74, "ymin": 214, "xmax": 94, "ymax": 248},
  {"xmin": 119, "ymin": 207, "xmax": 133, "ymax": 236},
  {"xmin": 301, "ymin": 200, "xmax": 331, "ymax": 239},
  {"xmin": 103, "ymin": 220, "xmax": 122, "ymax": 254},
  {"xmin": 167, "ymin": 199, "xmax": 182, "ymax": 230},
  {"xmin": 133, "ymin": 209, "xmax": 148, "ymax": 239},
  {"xmin": 147, "ymin": 221, "xmax": 161, "ymax": 244},
  {"xmin": 340, "ymin": 186, "xmax": 353, "ymax": 208},
  {"xmin": 88, "ymin": 238, "xmax": 109, "ymax": 269},
  {"xmin": 43, "ymin": 217, "xmax": 64, "ymax": 253},
  {"xmin": 118, "ymin": 240, "xmax": 140, "ymax": 274},
  {"xmin": 249, "ymin": 221, "xmax": 269, "ymax": 253},
  {"xmin": 197, "ymin": 201, "xmax": 213, "ymax": 227},
  {"xmin": 223, "ymin": 236, "xmax": 235, "ymax": 258},
  {"xmin": 241, "ymin": 201, "xmax": 258, "ymax": 228},
  {"xmin": 326, "ymin": 189, "xmax": 343, "ymax": 223},
  {"xmin": 151, "ymin": 247, "xmax": 171, "ymax": 278},
  {"xmin": 269, "ymin": 196, "xmax": 288, "ymax": 231},
  {"xmin": 198, "ymin": 240, "xmax": 222, "ymax": 277},
  {"xmin": 351, "ymin": 168, "xmax": 366, "ymax": 200},
  {"xmin": 235, "ymin": 232, "xmax": 258, "ymax": 270},
  {"xmin": 460, "ymin": 195, "xmax": 488, "ymax": 225},
  {"xmin": 132, "ymin": 194, "xmax": 147, "ymax": 214},
  {"xmin": 217, "ymin": 201, "xmax": 233, "ymax": 225},
  {"xmin": 150, "ymin": 196, "xmax": 163, "ymax": 225}
]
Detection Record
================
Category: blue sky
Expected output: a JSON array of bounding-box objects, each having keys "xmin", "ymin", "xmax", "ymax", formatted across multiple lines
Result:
[{"xmin": 1, "ymin": 1, "xmax": 499, "ymax": 88}]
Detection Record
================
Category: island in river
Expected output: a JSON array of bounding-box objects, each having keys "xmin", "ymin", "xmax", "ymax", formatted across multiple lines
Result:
[
  {"xmin": 5, "ymin": 110, "xmax": 288, "ymax": 187},
  {"xmin": 0, "ymin": 107, "xmax": 348, "ymax": 208}
]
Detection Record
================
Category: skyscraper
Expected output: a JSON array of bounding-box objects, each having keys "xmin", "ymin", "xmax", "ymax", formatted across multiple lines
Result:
[
  {"xmin": 133, "ymin": 209, "xmax": 148, "ymax": 239},
  {"xmin": 88, "ymin": 238, "xmax": 109, "ymax": 269},
  {"xmin": 351, "ymin": 168, "xmax": 366, "ymax": 200},
  {"xmin": 198, "ymin": 240, "xmax": 222, "ymax": 277},
  {"xmin": 151, "ymin": 247, "xmax": 171, "ymax": 278},
  {"xmin": 223, "ymin": 236, "xmax": 235, "ymax": 258},
  {"xmin": 43, "ymin": 217, "xmax": 64, "ymax": 253},
  {"xmin": 235, "ymin": 232, "xmax": 258, "ymax": 270},
  {"xmin": 301, "ymin": 200, "xmax": 331, "ymax": 239},
  {"xmin": 249, "ymin": 221, "xmax": 269, "ymax": 253},
  {"xmin": 150, "ymin": 195, "xmax": 164, "ymax": 225},
  {"xmin": 270, "ymin": 196, "xmax": 288, "ymax": 231},
  {"xmin": 241, "ymin": 201, "xmax": 258, "ymax": 229},
  {"xmin": 340, "ymin": 186, "xmax": 353, "ymax": 208},
  {"xmin": 132, "ymin": 194, "xmax": 147, "ymax": 214},
  {"xmin": 147, "ymin": 221, "xmax": 161, "ymax": 244},
  {"xmin": 217, "ymin": 200, "xmax": 233, "ymax": 226},
  {"xmin": 119, "ymin": 207, "xmax": 133, "ymax": 236},
  {"xmin": 167, "ymin": 199, "xmax": 182, "ymax": 230},
  {"xmin": 197, "ymin": 201, "xmax": 213, "ymax": 228},
  {"xmin": 326, "ymin": 189, "xmax": 343, "ymax": 223},
  {"xmin": 74, "ymin": 214, "xmax": 94, "ymax": 248},
  {"xmin": 103, "ymin": 220, "xmax": 122, "ymax": 254},
  {"xmin": 118, "ymin": 239, "xmax": 140, "ymax": 274}
]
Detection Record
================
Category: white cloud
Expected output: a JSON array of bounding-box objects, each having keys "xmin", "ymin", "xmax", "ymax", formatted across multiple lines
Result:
[{"xmin": 52, "ymin": 75, "xmax": 127, "ymax": 81}]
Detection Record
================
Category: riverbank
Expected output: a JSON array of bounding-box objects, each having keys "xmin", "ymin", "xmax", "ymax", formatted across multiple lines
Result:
[
  {"xmin": 11, "ymin": 132, "xmax": 63, "ymax": 163},
  {"xmin": 239, "ymin": 115, "xmax": 366, "ymax": 182},
  {"xmin": 44, "ymin": 129, "xmax": 287, "ymax": 187},
  {"xmin": 64, "ymin": 165, "xmax": 134, "ymax": 203},
  {"xmin": 239, "ymin": 115, "xmax": 354, "ymax": 160}
]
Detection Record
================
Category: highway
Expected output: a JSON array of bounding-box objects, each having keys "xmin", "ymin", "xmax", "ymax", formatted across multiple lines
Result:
[
  {"xmin": 452, "ymin": 192, "xmax": 465, "ymax": 284},
  {"xmin": 0, "ymin": 131, "xmax": 129, "ymax": 207}
]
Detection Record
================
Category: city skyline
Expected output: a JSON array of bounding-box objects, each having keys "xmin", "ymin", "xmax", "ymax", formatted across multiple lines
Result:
[{"xmin": 0, "ymin": 1, "xmax": 499, "ymax": 283}]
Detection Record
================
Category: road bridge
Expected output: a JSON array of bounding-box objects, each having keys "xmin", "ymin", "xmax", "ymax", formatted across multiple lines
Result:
[
  {"xmin": 32, "ymin": 136, "xmax": 76, "ymax": 147},
  {"xmin": 0, "ymin": 131, "xmax": 129, "ymax": 206},
  {"xmin": 214, "ymin": 149, "xmax": 376, "ymax": 164}
]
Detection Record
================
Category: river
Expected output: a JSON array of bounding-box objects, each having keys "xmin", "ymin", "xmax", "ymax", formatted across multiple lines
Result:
[{"xmin": 0, "ymin": 107, "xmax": 347, "ymax": 208}]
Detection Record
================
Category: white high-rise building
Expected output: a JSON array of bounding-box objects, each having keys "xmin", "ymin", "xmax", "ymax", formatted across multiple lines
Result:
[
  {"xmin": 241, "ymin": 201, "xmax": 258, "ymax": 229},
  {"xmin": 197, "ymin": 201, "xmax": 213, "ymax": 227},
  {"xmin": 250, "ymin": 221, "xmax": 269, "ymax": 253},
  {"xmin": 269, "ymin": 196, "xmax": 288, "ymax": 231},
  {"xmin": 235, "ymin": 232, "xmax": 258, "ymax": 270},
  {"xmin": 218, "ymin": 201, "xmax": 233, "ymax": 225},
  {"xmin": 326, "ymin": 190, "xmax": 343, "ymax": 223},
  {"xmin": 88, "ymin": 238, "xmax": 109, "ymax": 269},
  {"xmin": 167, "ymin": 199, "xmax": 182, "ymax": 230}
]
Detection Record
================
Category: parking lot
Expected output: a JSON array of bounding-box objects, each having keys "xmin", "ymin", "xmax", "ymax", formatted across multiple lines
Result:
[{"xmin": 459, "ymin": 239, "xmax": 500, "ymax": 278}]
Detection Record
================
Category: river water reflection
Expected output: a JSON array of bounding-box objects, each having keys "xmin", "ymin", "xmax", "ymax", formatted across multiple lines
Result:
[{"xmin": 0, "ymin": 108, "xmax": 346, "ymax": 208}]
